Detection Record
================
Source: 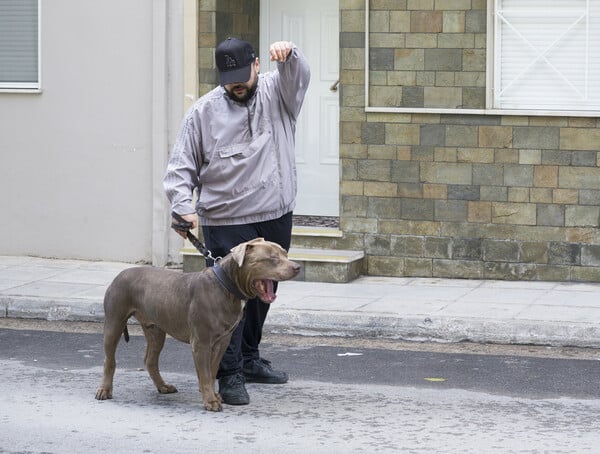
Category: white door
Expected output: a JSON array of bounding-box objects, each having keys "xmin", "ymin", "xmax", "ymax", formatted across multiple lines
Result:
[{"xmin": 260, "ymin": 0, "xmax": 340, "ymax": 216}]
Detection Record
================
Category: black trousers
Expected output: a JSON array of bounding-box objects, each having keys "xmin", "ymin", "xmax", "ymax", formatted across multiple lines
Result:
[{"xmin": 201, "ymin": 211, "xmax": 293, "ymax": 378}]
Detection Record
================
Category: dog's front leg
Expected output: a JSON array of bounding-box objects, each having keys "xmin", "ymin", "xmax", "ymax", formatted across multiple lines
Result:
[{"xmin": 191, "ymin": 340, "xmax": 222, "ymax": 412}]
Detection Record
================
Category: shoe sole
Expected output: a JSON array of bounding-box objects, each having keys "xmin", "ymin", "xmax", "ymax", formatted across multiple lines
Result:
[
  {"xmin": 244, "ymin": 375, "xmax": 288, "ymax": 384},
  {"xmin": 221, "ymin": 398, "xmax": 250, "ymax": 405}
]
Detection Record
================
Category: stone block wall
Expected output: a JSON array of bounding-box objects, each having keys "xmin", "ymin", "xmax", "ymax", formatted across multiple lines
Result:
[
  {"xmin": 197, "ymin": 0, "xmax": 259, "ymax": 96},
  {"xmin": 340, "ymin": 0, "xmax": 600, "ymax": 281},
  {"xmin": 368, "ymin": 0, "xmax": 486, "ymax": 109}
]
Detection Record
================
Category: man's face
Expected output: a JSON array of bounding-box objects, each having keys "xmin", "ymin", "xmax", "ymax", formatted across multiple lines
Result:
[{"xmin": 224, "ymin": 60, "xmax": 259, "ymax": 102}]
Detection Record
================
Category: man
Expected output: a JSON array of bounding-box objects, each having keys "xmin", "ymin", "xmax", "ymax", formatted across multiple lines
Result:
[{"xmin": 163, "ymin": 37, "xmax": 310, "ymax": 405}]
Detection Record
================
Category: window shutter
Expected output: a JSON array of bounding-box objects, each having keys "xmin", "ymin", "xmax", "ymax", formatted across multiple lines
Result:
[
  {"xmin": 0, "ymin": 0, "xmax": 39, "ymax": 87},
  {"xmin": 495, "ymin": 0, "xmax": 600, "ymax": 112}
]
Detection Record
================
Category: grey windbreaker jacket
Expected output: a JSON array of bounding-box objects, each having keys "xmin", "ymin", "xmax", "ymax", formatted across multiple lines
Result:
[{"xmin": 163, "ymin": 45, "xmax": 310, "ymax": 226}]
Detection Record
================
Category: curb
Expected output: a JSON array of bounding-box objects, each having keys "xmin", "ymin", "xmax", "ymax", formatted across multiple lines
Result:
[
  {"xmin": 264, "ymin": 310, "xmax": 600, "ymax": 348},
  {"xmin": 3, "ymin": 296, "xmax": 600, "ymax": 348},
  {"xmin": 2, "ymin": 296, "xmax": 104, "ymax": 323}
]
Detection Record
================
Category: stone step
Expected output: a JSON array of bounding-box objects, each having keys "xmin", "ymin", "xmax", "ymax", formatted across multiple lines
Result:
[
  {"xmin": 287, "ymin": 247, "xmax": 364, "ymax": 283},
  {"xmin": 180, "ymin": 224, "xmax": 365, "ymax": 282},
  {"xmin": 180, "ymin": 246, "xmax": 365, "ymax": 283},
  {"xmin": 290, "ymin": 225, "xmax": 343, "ymax": 249},
  {"xmin": 180, "ymin": 225, "xmax": 342, "ymax": 256}
]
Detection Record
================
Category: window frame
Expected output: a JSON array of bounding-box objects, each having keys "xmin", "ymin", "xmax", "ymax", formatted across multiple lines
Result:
[
  {"xmin": 0, "ymin": 0, "xmax": 42, "ymax": 93},
  {"xmin": 491, "ymin": 0, "xmax": 599, "ymax": 113}
]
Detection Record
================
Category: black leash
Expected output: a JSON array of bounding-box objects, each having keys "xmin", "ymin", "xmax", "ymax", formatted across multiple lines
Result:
[
  {"xmin": 171, "ymin": 212, "xmax": 247, "ymax": 300},
  {"xmin": 171, "ymin": 212, "xmax": 218, "ymax": 261}
]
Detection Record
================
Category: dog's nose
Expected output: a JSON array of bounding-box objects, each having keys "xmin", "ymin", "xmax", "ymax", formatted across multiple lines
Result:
[{"xmin": 292, "ymin": 262, "xmax": 301, "ymax": 275}]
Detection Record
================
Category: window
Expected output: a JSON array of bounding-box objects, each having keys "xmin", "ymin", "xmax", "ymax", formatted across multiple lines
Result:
[
  {"xmin": 493, "ymin": 0, "xmax": 600, "ymax": 112},
  {"xmin": 0, "ymin": 0, "xmax": 40, "ymax": 90}
]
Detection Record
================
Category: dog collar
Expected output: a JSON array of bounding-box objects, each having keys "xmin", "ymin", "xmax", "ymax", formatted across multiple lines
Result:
[{"xmin": 212, "ymin": 262, "xmax": 248, "ymax": 301}]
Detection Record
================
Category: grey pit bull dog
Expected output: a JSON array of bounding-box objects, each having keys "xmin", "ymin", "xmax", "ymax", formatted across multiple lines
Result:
[{"xmin": 95, "ymin": 238, "xmax": 301, "ymax": 411}]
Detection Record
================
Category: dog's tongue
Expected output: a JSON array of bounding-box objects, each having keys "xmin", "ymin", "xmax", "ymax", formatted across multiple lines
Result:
[{"xmin": 257, "ymin": 279, "xmax": 276, "ymax": 303}]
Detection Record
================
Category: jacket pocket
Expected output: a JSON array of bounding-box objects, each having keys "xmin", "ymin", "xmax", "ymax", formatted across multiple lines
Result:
[
  {"xmin": 206, "ymin": 131, "xmax": 277, "ymax": 204},
  {"xmin": 217, "ymin": 131, "xmax": 270, "ymax": 159}
]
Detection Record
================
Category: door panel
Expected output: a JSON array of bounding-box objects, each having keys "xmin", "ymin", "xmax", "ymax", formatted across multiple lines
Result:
[{"xmin": 260, "ymin": 0, "xmax": 340, "ymax": 216}]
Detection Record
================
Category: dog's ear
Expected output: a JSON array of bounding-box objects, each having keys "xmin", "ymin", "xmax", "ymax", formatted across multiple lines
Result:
[
  {"xmin": 230, "ymin": 242, "xmax": 249, "ymax": 266},
  {"xmin": 230, "ymin": 238, "xmax": 265, "ymax": 266}
]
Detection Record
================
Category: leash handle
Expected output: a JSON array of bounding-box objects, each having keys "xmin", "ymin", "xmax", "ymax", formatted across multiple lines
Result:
[
  {"xmin": 171, "ymin": 212, "xmax": 220, "ymax": 262},
  {"xmin": 171, "ymin": 211, "xmax": 193, "ymax": 232}
]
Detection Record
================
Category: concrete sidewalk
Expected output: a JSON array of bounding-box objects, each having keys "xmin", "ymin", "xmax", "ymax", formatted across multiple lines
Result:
[{"xmin": 1, "ymin": 255, "xmax": 599, "ymax": 348}]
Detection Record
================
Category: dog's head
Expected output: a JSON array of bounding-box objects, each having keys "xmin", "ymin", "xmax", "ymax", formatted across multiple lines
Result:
[{"xmin": 229, "ymin": 238, "xmax": 300, "ymax": 303}]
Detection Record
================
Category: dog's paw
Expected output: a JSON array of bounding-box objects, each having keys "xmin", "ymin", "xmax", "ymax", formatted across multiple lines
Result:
[
  {"xmin": 157, "ymin": 384, "xmax": 178, "ymax": 394},
  {"xmin": 204, "ymin": 399, "xmax": 223, "ymax": 412},
  {"xmin": 95, "ymin": 388, "xmax": 112, "ymax": 400}
]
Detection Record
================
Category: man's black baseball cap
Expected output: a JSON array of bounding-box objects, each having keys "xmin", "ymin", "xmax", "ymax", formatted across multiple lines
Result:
[{"xmin": 215, "ymin": 38, "xmax": 256, "ymax": 86}]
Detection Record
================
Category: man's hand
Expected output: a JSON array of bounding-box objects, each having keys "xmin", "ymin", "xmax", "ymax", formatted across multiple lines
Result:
[
  {"xmin": 269, "ymin": 41, "xmax": 292, "ymax": 62},
  {"xmin": 172, "ymin": 213, "xmax": 198, "ymax": 239}
]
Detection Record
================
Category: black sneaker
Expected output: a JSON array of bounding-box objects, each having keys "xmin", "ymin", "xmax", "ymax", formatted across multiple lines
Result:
[
  {"xmin": 218, "ymin": 373, "xmax": 249, "ymax": 405},
  {"xmin": 243, "ymin": 358, "xmax": 289, "ymax": 384}
]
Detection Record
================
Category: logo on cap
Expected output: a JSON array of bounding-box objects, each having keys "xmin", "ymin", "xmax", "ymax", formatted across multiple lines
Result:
[{"xmin": 224, "ymin": 54, "xmax": 237, "ymax": 69}]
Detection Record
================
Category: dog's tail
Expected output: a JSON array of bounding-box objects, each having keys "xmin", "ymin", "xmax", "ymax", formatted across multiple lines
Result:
[{"xmin": 123, "ymin": 326, "xmax": 130, "ymax": 343}]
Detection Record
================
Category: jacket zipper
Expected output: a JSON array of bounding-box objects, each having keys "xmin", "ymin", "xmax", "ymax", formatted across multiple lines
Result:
[{"xmin": 246, "ymin": 104, "xmax": 253, "ymax": 138}]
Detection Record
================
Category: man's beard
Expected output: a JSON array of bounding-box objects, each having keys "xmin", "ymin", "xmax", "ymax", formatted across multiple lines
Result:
[{"xmin": 225, "ymin": 78, "xmax": 258, "ymax": 103}]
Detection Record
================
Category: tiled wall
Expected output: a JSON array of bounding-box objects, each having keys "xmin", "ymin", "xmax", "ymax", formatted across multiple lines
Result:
[
  {"xmin": 340, "ymin": 0, "xmax": 600, "ymax": 281},
  {"xmin": 197, "ymin": 0, "xmax": 259, "ymax": 96}
]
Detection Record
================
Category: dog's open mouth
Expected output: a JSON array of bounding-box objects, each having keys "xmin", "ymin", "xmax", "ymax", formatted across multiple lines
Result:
[{"xmin": 254, "ymin": 279, "xmax": 276, "ymax": 303}]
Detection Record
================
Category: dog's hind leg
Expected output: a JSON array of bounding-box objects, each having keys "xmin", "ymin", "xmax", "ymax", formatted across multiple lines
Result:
[
  {"xmin": 95, "ymin": 317, "xmax": 128, "ymax": 400},
  {"xmin": 142, "ymin": 324, "xmax": 178, "ymax": 394}
]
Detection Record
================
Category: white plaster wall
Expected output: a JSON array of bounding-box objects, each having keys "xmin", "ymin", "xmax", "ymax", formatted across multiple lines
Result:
[{"xmin": 0, "ymin": 1, "xmax": 176, "ymax": 263}]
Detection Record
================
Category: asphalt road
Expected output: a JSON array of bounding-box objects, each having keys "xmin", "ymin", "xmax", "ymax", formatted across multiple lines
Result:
[{"xmin": 1, "ymin": 320, "xmax": 599, "ymax": 453}]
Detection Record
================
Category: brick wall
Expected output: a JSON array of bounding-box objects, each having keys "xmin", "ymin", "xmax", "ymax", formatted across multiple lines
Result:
[
  {"xmin": 197, "ymin": 0, "xmax": 259, "ymax": 96},
  {"xmin": 340, "ymin": 0, "xmax": 600, "ymax": 281}
]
